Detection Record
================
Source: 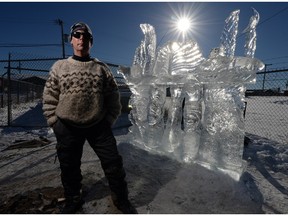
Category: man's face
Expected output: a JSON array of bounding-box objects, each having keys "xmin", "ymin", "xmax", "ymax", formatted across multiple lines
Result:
[{"xmin": 71, "ymin": 30, "xmax": 92, "ymax": 54}]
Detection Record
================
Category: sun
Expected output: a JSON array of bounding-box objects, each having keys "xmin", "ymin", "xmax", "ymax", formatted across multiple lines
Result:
[
  {"xmin": 157, "ymin": 3, "xmax": 207, "ymax": 47},
  {"xmin": 177, "ymin": 17, "xmax": 192, "ymax": 33},
  {"xmin": 169, "ymin": 4, "xmax": 198, "ymax": 42}
]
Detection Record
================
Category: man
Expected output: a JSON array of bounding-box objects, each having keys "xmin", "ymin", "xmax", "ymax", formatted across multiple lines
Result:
[{"xmin": 42, "ymin": 22, "xmax": 137, "ymax": 214}]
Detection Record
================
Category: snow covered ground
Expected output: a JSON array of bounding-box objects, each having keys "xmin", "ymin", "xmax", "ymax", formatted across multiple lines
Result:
[
  {"xmin": 245, "ymin": 96, "xmax": 288, "ymax": 145},
  {"xmin": 0, "ymin": 96, "xmax": 287, "ymax": 213}
]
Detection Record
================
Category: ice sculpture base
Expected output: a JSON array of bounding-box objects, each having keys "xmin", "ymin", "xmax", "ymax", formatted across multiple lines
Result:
[
  {"xmin": 127, "ymin": 130, "xmax": 246, "ymax": 181},
  {"xmin": 195, "ymin": 160, "xmax": 247, "ymax": 181}
]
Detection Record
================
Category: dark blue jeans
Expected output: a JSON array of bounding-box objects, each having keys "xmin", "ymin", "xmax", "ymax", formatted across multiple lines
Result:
[{"xmin": 53, "ymin": 118, "xmax": 128, "ymax": 199}]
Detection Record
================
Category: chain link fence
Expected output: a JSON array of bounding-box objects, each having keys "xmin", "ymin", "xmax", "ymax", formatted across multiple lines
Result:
[
  {"xmin": 245, "ymin": 70, "xmax": 288, "ymax": 145},
  {"xmin": 0, "ymin": 52, "xmax": 287, "ymax": 145},
  {"xmin": 0, "ymin": 53, "xmax": 129, "ymax": 127},
  {"xmin": 0, "ymin": 53, "xmax": 56, "ymax": 127}
]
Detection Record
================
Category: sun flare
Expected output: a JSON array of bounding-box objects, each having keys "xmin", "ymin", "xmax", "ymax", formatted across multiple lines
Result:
[
  {"xmin": 177, "ymin": 17, "xmax": 192, "ymax": 33},
  {"xmin": 169, "ymin": 5, "xmax": 198, "ymax": 41}
]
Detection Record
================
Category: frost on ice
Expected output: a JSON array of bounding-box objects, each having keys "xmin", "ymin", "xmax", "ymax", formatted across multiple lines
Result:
[{"xmin": 119, "ymin": 9, "xmax": 265, "ymax": 180}]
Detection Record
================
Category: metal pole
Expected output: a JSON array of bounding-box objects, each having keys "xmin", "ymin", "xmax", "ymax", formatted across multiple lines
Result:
[
  {"xmin": 56, "ymin": 19, "xmax": 65, "ymax": 59},
  {"xmin": 262, "ymin": 67, "xmax": 266, "ymax": 90},
  {"xmin": 17, "ymin": 61, "xmax": 21, "ymax": 104},
  {"xmin": 7, "ymin": 53, "xmax": 12, "ymax": 126},
  {"xmin": 0, "ymin": 76, "xmax": 3, "ymax": 108},
  {"xmin": 60, "ymin": 19, "xmax": 65, "ymax": 58},
  {"xmin": 262, "ymin": 64, "xmax": 272, "ymax": 90}
]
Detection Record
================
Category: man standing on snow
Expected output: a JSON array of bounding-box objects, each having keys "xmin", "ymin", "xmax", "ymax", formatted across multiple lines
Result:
[{"xmin": 42, "ymin": 22, "xmax": 137, "ymax": 214}]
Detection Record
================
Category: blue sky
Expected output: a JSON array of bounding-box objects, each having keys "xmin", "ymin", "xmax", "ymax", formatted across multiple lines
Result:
[{"xmin": 0, "ymin": 1, "xmax": 288, "ymax": 69}]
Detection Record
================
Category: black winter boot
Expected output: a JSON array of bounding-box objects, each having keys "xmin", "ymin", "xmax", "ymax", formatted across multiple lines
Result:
[
  {"xmin": 113, "ymin": 198, "xmax": 138, "ymax": 214},
  {"xmin": 61, "ymin": 195, "xmax": 85, "ymax": 214}
]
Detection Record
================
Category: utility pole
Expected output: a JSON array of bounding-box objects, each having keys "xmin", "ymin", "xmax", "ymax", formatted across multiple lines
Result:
[{"xmin": 55, "ymin": 19, "xmax": 65, "ymax": 58}]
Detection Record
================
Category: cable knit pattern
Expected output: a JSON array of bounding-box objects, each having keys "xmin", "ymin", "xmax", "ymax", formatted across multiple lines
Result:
[{"xmin": 42, "ymin": 57, "xmax": 121, "ymax": 127}]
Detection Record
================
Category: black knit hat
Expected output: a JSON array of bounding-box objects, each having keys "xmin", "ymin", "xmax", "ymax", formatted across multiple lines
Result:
[{"xmin": 70, "ymin": 22, "xmax": 93, "ymax": 44}]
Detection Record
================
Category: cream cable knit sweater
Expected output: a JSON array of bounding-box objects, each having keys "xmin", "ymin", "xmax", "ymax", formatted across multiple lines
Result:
[{"xmin": 42, "ymin": 57, "xmax": 121, "ymax": 127}]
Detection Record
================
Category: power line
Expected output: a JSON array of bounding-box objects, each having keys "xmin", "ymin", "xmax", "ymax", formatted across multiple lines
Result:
[
  {"xmin": 263, "ymin": 56, "xmax": 288, "ymax": 61},
  {"xmin": 0, "ymin": 17, "xmax": 56, "ymax": 25},
  {"xmin": 258, "ymin": 6, "xmax": 288, "ymax": 27},
  {"xmin": 237, "ymin": 6, "xmax": 288, "ymax": 38},
  {"xmin": 0, "ymin": 44, "xmax": 61, "ymax": 48}
]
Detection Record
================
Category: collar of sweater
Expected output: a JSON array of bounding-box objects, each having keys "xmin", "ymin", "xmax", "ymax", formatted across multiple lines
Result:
[
  {"xmin": 72, "ymin": 54, "xmax": 91, "ymax": 62},
  {"xmin": 67, "ymin": 56, "xmax": 100, "ymax": 67}
]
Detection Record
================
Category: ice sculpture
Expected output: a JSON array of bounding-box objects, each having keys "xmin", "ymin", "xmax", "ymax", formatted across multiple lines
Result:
[{"xmin": 119, "ymin": 9, "xmax": 264, "ymax": 180}]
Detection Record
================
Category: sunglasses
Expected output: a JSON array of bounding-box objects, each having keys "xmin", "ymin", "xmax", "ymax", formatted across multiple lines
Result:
[{"xmin": 72, "ymin": 31, "xmax": 91, "ymax": 39}]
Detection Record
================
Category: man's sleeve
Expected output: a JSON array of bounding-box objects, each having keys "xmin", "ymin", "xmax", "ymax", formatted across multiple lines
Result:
[
  {"xmin": 42, "ymin": 66, "xmax": 60, "ymax": 127},
  {"xmin": 104, "ymin": 68, "xmax": 122, "ymax": 126}
]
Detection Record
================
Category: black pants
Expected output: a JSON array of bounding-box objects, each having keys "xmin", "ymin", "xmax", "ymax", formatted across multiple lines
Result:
[{"xmin": 53, "ymin": 118, "xmax": 128, "ymax": 200}]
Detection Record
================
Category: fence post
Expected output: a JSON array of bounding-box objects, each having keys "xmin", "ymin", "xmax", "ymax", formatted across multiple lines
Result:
[
  {"xmin": 0, "ymin": 77, "xmax": 3, "ymax": 108},
  {"xmin": 262, "ymin": 64, "xmax": 273, "ymax": 90},
  {"xmin": 16, "ymin": 61, "xmax": 21, "ymax": 104},
  {"xmin": 7, "ymin": 53, "xmax": 12, "ymax": 126}
]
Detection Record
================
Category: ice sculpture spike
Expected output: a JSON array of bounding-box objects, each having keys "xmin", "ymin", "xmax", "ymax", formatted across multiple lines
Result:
[
  {"xmin": 132, "ymin": 23, "xmax": 156, "ymax": 77},
  {"xmin": 243, "ymin": 8, "xmax": 260, "ymax": 58},
  {"xmin": 220, "ymin": 9, "xmax": 240, "ymax": 57}
]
